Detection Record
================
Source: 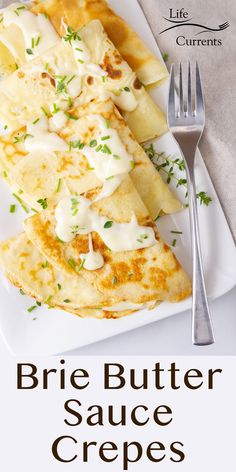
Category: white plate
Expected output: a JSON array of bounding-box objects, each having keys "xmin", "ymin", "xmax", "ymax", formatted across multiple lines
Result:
[{"xmin": 0, "ymin": 0, "xmax": 235, "ymax": 355}]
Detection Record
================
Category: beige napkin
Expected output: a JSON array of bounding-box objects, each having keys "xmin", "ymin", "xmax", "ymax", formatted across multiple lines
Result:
[{"xmin": 139, "ymin": 0, "xmax": 236, "ymax": 240}]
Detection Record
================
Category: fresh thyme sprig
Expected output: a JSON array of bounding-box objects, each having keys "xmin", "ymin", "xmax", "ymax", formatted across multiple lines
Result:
[{"xmin": 144, "ymin": 143, "xmax": 212, "ymax": 206}]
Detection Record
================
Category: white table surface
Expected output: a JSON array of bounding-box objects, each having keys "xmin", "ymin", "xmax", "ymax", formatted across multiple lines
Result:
[{"xmin": 1, "ymin": 286, "xmax": 235, "ymax": 357}]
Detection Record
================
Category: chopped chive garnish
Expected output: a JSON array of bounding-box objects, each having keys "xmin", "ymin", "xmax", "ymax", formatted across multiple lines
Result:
[
  {"xmin": 36, "ymin": 302, "xmax": 42, "ymax": 306},
  {"xmin": 33, "ymin": 118, "xmax": 40, "ymax": 125},
  {"xmin": 67, "ymin": 75, "xmax": 76, "ymax": 85},
  {"xmin": 41, "ymin": 261, "xmax": 49, "ymax": 268},
  {"xmin": 56, "ymin": 178, "xmax": 62, "ymax": 193},
  {"xmin": 13, "ymin": 193, "xmax": 29, "ymax": 213},
  {"xmin": 67, "ymin": 258, "xmax": 76, "ymax": 269},
  {"xmin": 172, "ymin": 239, "xmax": 177, "ymax": 247},
  {"xmin": 41, "ymin": 106, "xmax": 50, "ymax": 117},
  {"xmin": 63, "ymin": 299, "xmax": 71, "ymax": 303},
  {"xmin": 31, "ymin": 37, "xmax": 35, "ymax": 49},
  {"xmin": 123, "ymin": 86, "xmax": 130, "ymax": 92},
  {"xmin": 101, "ymin": 135, "xmax": 110, "ymax": 141},
  {"xmin": 9, "ymin": 204, "xmax": 16, "ymax": 213},
  {"xmin": 104, "ymin": 221, "xmax": 113, "ymax": 229},
  {"xmin": 78, "ymin": 59, "xmax": 84, "ymax": 64},
  {"xmin": 18, "ymin": 189, "xmax": 23, "ymax": 195},
  {"xmin": 37, "ymin": 198, "xmax": 48, "ymax": 210},
  {"xmin": 105, "ymin": 119, "xmax": 110, "ymax": 128},
  {"xmin": 113, "ymin": 154, "xmax": 121, "ymax": 160},
  {"xmin": 26, "ymin": 48, "xmax": 34, "ymax": 55},
  {"xmin": 19, "ymin": 289, "xmax": 25, "ymax": 295},
  {"xmin": 170, "ymin": 230, "xmax": 183, "ymax": 234},
  {"xmin": 96, "ymin": 144, "xmax": 102, "ymax": 152},
  {"xmin": 45, "ymin": 294, "xmax": 53, "ymax": 304},
  {"xmin": 57, "ymin": 283, "xmax": 62, "ymax": 291},
  {"xmin": 64, "ymin": 112, "xmax": 78, "ymax": 120},
  {"xmin": 45, "ymin": 62, "xmax": 49, "ymax": 71},
  {"xmin": 4, "ymin": 125, "xmax": 8, "ymax": 130},
  {"xmin": 3, "ymin": 170, "xmax": 8, "ymax": 178},
  {"xmin": 102, "ymin": 76, "xmax": 106, "ymax": 83},
  {"xmin": 35, "ymin": 36, "xmax": 41, "ymax": 46},
  {"xmin": 90, "ymin": 139, "xmax": 98, "ymax": 148},
  {"xmin": 77, "ymin": 258, "xmax": 85, "ymax": 271},
  {"xmin": 130, "ymin": 161, "xmax": 135, "ymax": 170},
  {"xmin": 53, "ymin": 103, "xmax": 60, "ymax": 114},
  {"xmin": 105, "ymin": 176, "xmax": 114, "ymax": 180},
  {"xmin": 102, "ymin": 144, "xmax": 111, "ymax": 154},
  {"xmin": 27, "ymin": 305, "xmax": 37, "ymax": 313}
]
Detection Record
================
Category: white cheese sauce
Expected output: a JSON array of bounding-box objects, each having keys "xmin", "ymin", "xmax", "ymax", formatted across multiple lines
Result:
[
  {"xmin": 55, "ymin": 195, "xmax": 157, "ymax": 253},
  {"xmin": 79, "ymin": 233, "xmax": 104, "ymax": 270},
  {"xmin": 25, "ymin": 116, "xmax": 68, "ymax": 152},
  {"xmin": 1, "ymin": 4, "xmax": 59, "ymax": 59}
]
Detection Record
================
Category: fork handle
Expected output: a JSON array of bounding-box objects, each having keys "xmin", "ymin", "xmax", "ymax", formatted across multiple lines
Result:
[{"xmin": 185, "ymin": 153, "xmax": 215, "ymax": 346}]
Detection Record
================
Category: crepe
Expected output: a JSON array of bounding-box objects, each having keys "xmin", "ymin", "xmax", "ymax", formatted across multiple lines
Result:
[
  {"xmin": 24, "ymin": 174, "xmax": 191, "ymax": 305},
  {"xmin": 0, "ymin": 99, "xmax": 181, "ymax": 219},
  {"xmin": 32, "ymin": 0, "xmax": 168, "ymax": 87},
  {"xmin": 0, "ymin": 232, "xmax": 140, "ymax": 319},
  {"xmin": 0, "ymin": 18, "xmax": 167, "ymax": 142}
]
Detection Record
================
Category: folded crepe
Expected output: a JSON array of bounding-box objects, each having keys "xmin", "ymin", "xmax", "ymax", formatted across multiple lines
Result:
[
  {"xmin": 32, "ymin": 0, "xmax": 168, "ymax": 87},
  {"xmin": 0, "ymin": 99, "xmax": 181, "ymax": 220},
  {"xmin": 24, "ymin": 175, "xmax": 191, "ymax": 306},
  {"xmin": 0, "ymin": 232, "xmax": 140, "ymax": 318},
  {"xmin": 0, "ymin": 15, "xmax": 167, "ymax": 142}
]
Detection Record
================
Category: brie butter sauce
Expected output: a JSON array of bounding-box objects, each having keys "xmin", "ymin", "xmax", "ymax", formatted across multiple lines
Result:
[{"xmin": 1, "ymin": 3, "xmax": 59, "ymax": 59}]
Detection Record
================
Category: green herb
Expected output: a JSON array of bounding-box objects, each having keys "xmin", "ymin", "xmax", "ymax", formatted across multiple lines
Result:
[
  {"xmin": 112, "ymin": 276, "xmax": 117, "ymax": 285},
  {"xmin": 96, "ymin": 144, "xmax": 103, "ymax": 152},
  {"xmin": 52, "ymin": 103, "xmax": 60, "ymax": 114},
  {"xmin": 77, "ymin": 258, "xmax": 85, "ymax": 271},
  {"xmin": 55, "ymin": 75, "xmax": 67, "ymax": 95},
  {"xmin": 122, "ymin": 86, "xmax": 130, "ymax": 92},
  {"xmin": 105, "ymin": 176, "xmax": 114, "ymax": 180},
  {"xmin": 113, "ymin": 154, "xmax": 121, "ymax": 160},
  {"xmin": 196, "ymin": 191, "xmax": 212, "ymax": 206},
  {"xmin": 137, "ymin": 234, "xmax": 148, "ymax": 244},
  {"xmin": 64, "ymin": 26, "xmax": 81, "ymax": 45},
  {"xmin": 31, "ymin": 37, "xmax": 35, "ymax": 49},
  {"xmin": 3, "ymin": 170, "xmax": 8, "ymax": 178},
  {"xmin": 162, "ymin": 52, "xmax": 169, "ymax": 63},
  {"xmin": 67, "ymin": 258, "xmax": 76, "ymax": 269},
  {"xmin": 105, "ymin": 119, "xmax": 110, "ymax": 128},
  {"xmin": 89, "ymin": 139, "xmax": 98, "ymax": 148},
  {"xmin": 19, "ymin": 289, "xmax": 25, "ymax": 295},
  {"xmin": 41, "ymin": 261, "xmax": 49, "ymax": 269},
  {"xmin": 101, "ymin": 135, "xmax": 110, "ymax": 141},
  {"xmin": 104, "ymin": 221, "xmax": 113, "ymax": 229},
  {"xmin": 15, "ymin": 63, "xmax": 19, "ymax": 70},
  {"xmin": 130, "ymin": 161, "xmax": 135, "ymax": 170},
  {"xmin": 14, "ymin": 133, "xmax": 33, "ymax": 144},
  {"xmin": 65, "ymin": 112, "xmax": 79, "ymax": 120},
  {"xmin": 14, "ymin": 6, "xmax": 26, "ymax": 16},
  {"xmin": 13, "ymin": 193, "xmax": 29, "ymax": 213},
  {"xmin": 26, "ymin": 48, "xmax": 34, "ymax": 55},
  {"xmin": 67, "ymin": 75, "xmax": 76, "ymax": 85},
  {"xmin": 69, "ymin": 139, "xmax": 85, "ymax": 150},
  {"xmin": 35, "ymin": 36, "xmax": 41, "ymax": 46},
  {"xmin": 33, "ymin": 118, "xmax": 40, "ymax": 125},
  {"xmin": 9, "ymin": 204, "xmax": 16, "ymax": 214},
  {"xmin": 56, "ymin": 178, "xmax": 62, "ymax": 193},
  {"xmin": 68, "ymin": 96, "xmax": 73, "ymax": 108},
  {"xmin": 4, "ymin": 125, "xmax": 8, "ymax": 130},
  {"xmin": 45, "ymin": 62, "xmax": 49, "ymax": 71},
  {"xmin": 171, "ymin": 230, "xmax": 182, "ymax": 235},
  {"xmin": 101, "ymin": 144, "xmax": 111, "ymax": 155},
  {"xmin": 41, "ymin": 106, "xmax": 50, "ymax": 117},
  {"xmin": 78, "ymin": 59, "xmax": 84, "ymax": 64},
  {"xmin": 45, "ymin": 294, "xmax": 53, "ymax": 304},
  {"xmin": 172, "ymin": 239, "xmax": 177, "ymax": 247},
  {"xmin": 18, "ymin": 189, "xmax": 23, "ymax": 195},
  {"xmin": 71, "ymin": 197, "xmax": 79, "ymax": 216},
  {"xmin": 37, "ymin": 198, "xmax": 48, "ymax": 210},
  {"xmin": 63, "ymin": 299, "xmax": 71, "ymax": 303},
  {"xmin": 27, "ymin": 305, "xmax": 37, "ymax": 313},
  {"xmin": 0, "ymin": 16, "xmax": 3, "ymax": 24},
  {"xmin": 102, "ymin": 75, "xmax": 106, "ymax": 83},
  {"xmin": 57, "ymin": 283, "xmax": 62, "ymax": 291},
  {"xmin": 143, "ymin": 144, "xmax": 212, "ymax": 207},
  {"xmin": 36, "ymin": 302, "xmax": 42, "ymax": 307}
]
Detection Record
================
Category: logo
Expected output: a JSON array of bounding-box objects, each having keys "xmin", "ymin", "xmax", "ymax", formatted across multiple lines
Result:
[{"xmin": 160, "ymin": 8, "xmax": 230, "ymax": 46}]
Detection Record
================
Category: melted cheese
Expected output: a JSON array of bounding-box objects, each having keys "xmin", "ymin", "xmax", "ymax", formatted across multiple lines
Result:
[
  {"xmin": 79, "ymin": 234, "xmax": 104, "ymax": 270},
  {"xmin": 55, "ymin": 195, "xmax": 157, "ymax": 253},
  {"xmin": 25, "ymin": 116, "xmax": 68, "ymax": 152},
  {"xmin": 1, "ymin": 4, "xmax": 59, "ymax": 60}
]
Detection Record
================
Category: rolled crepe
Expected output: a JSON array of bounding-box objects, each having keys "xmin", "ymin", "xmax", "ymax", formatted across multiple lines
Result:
[
  {"xmin": 23, "ymin": 175, "xmax": 191, "ymax": 306},
  {"xmin": 0, "ymin": 99, "xmax": 181, "ymax": 219},
  {"xmin": 32, "ymin": 0, "xmax": 168, "ymax": 87},
  {"xmin": 0, "ymin": 18, "xmax": 167, "ymax": 142}
]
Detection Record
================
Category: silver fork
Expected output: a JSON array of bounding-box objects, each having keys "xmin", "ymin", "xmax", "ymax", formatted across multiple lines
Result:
[{"xmin": 168, "ymin": 62, "xmax": 214, "ymax": 346}]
